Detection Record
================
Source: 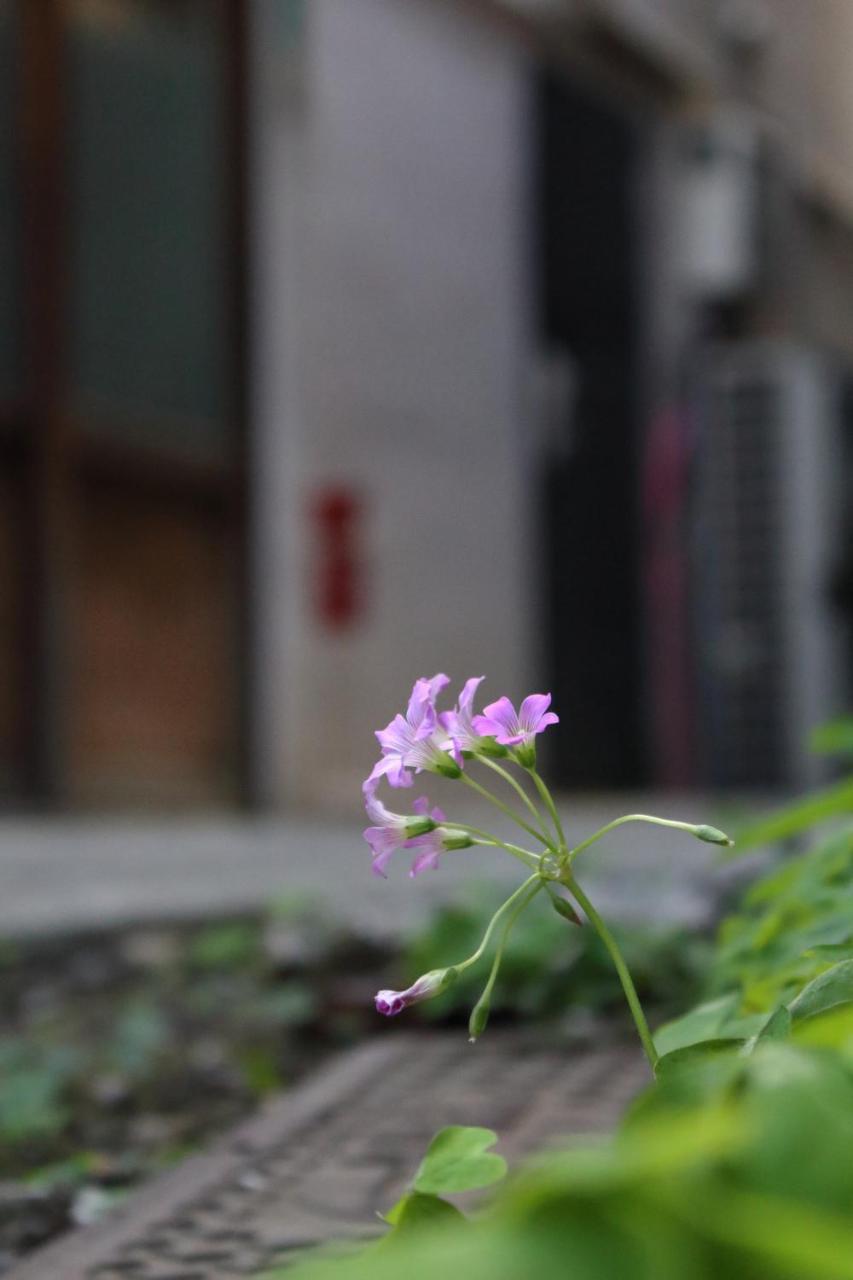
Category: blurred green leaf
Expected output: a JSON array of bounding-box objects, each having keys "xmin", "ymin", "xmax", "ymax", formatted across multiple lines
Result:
[
  {"xmin": 788, "ymin": 959, "xmax": 853, "ymax": 1023},
  {"xmin": 109, "ymin": 1000, "xmax": 170, "ymax": 1075},
  {"xmin": 741, "ymin": 1004, "xmax": 791, "ymax": 1055},
  {"xmin": 188, "ymin": 921, "xmax": 261, "ymax": 972},
  {"xmin": 0, "ymin": 1068, "xmax": 70, "ymax": 1142},
  {"xmin": 732, "ymin": 780, "xmax": 853, "ymax": 854},
  {"xmin": 654, "ymin": 994, "xmax": 740, "ymax": 1056},
  {"xmin": 810, "ymin": 716, "xmax": 853, "ymax": 759},
  {"xmin": 654, "ymin": 1039, "xmax": 744, "ymax": 1084},
  {"xmin": 382, "ymin": 1191, "xmax": 466, "ymax": 1236},
  {"xmin": 238, "ymin": 1046, "xmax": 282, "ymax": 1096},
  {"xmin": 413, "ymin": 1126, "xmax": 507, "ymax": 1196}
]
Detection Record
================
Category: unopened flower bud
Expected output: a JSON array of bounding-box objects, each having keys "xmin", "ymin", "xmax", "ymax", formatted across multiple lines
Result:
[
  {"xmin": 550, "ymin": 894, "xmax": 582, "ymax": 926},
  {"xmin": 375, "ymin": 967, "xmax": 458, "ymax": 1017},
  {"xmin": 692, "ymin": 824, "xmax": 734, "ymax": 847},
  {"xmin": 468, "ymin": 992, "xmax": 491, "ymax": 1043}
]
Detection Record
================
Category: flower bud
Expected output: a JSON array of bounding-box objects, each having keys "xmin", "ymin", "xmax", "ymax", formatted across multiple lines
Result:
[
  {"xmin": 374, "ymin": 967, "xmax": 458, "ymax": 1017},
  {"xmin": 692, "ymin": 824, "xmax": 734, "ymax": 847},
  {"xmin": 550, "ymin": 894, "xmax": 582, "ymax": 926},
  {"xmin": 468, "ymin": 992, "xmax": 491, "ymax": 1043}
]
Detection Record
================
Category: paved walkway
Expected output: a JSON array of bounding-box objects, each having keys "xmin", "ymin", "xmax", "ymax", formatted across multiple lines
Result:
[
  {"xmin": 8, "ymin": 1030, "xmax": 650, "ymax": 1280},
  {"xmin": 0, "ymin": 792, "xmax": 752, "ymax": 937}
]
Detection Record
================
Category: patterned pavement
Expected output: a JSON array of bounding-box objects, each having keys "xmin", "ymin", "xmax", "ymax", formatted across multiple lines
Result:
[{"xmin": 8, "ymin": 1031, "xmax": 650, "ymax": 1280}]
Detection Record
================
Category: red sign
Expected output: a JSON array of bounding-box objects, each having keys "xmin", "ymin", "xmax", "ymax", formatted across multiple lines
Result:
[{"xmin": 310, "ymin": 487, "xmax": 362, "ymax": 629}]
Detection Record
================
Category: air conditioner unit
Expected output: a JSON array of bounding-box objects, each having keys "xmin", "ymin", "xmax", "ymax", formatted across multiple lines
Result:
[{"xmin": 692, "ymin": 341, "xmax": 850, "ymax": 789}]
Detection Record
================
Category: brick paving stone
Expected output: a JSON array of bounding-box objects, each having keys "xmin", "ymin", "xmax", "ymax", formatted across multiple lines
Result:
[{"xmin": 8, "ymin": 1031, "xmax": 650, "ymax": 1280}]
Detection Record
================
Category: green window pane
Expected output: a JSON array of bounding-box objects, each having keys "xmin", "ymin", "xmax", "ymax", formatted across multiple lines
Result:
[{"xmin": 68, "ymin": 0, "xmax": 229, "ymax": 452}]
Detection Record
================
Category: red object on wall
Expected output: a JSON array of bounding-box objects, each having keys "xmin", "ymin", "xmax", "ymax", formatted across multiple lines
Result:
[{"xmin": 310, "ymin": 487, "xmax": 362, "ymax": 629}]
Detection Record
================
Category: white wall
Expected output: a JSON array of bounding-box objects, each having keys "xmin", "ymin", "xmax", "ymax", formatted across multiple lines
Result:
[{"xmin": 252, "ymin": 0, "xmax": 534, "ymax": 810}]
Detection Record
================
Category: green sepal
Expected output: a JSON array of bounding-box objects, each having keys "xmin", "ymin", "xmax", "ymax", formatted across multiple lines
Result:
[
  {"xmin": 442, "ymin": 833, "xmax": 475, "ymax": 851},
  {"xmin": 513, "ymin": 743, "xmax": 536, "ymax": 770},
  {"xmin": 405, "ymin": 817, "xmax": 437, "ymax": 838}
]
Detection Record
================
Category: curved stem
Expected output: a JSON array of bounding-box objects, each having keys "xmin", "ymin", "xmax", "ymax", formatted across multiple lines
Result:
[
  {"xmin": 455, "ymin": 873, "xmax": 542, "ymax": 973},
  {"xmin": 563, "ymin": 873, "xmax": 658, "ymax": 1071},
  {"xmin": 528, "ymin": 767, "xmax": 567, "ymax": 850},
  {"xmin": 477, "ymin": 757, "xmax": 553, "ymax": 844},
  {"xmin": 461, "ymin": 772, "xmax": 556, "ymax": 851},
  {"xmin": 447, "ymin": 823, "xmax": 542, "ymax": 871},
  {"xmin": 468, "ymin": 879, "xmax": 545, "ymax": 1039},
  {"xmin": 569, "ymin": 813, "xmax": 709, "ymax": 863}
]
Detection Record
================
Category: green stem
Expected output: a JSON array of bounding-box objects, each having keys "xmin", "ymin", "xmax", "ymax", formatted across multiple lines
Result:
[
  {"xmin": 477, "ymin": 757, "xmax": 554, "ymax": 844},
  {"xmin": 569, "ymin": 813, "xmax": 713, "ymax": 863},
  {"xmin": 468, "ymin": 878, "xmax": 545, "ymax": 1037},
  {"xmin": 455, "ymin": 873, "xmax": 542, "ymax": 973},
  {"xmin": 563, "ymin": 872, "xmax": 658, "ymax": 1071},
  {"xmin": 447, "ymin": 823, "xmax": 542, "ymax": 871},
  {"xmin": 461, "ymin": 772, "xmax": 556, "ymax": 851},
  {"xmin": 528, "ymin": 766, "xmax": 567, "ymax": 850}
]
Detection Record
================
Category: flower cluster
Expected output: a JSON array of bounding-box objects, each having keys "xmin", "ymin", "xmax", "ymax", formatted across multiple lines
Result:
[
  {"xmin": 364, "ymin": 672, "xmax": 731, "ymax": 1053},
  {"xmin": 365, "ymin": 673, "xmax": 558, "ymax": 792},
  {"xmin": 362, "ymin": 674, "xmax": 558, "ymax": 881}
]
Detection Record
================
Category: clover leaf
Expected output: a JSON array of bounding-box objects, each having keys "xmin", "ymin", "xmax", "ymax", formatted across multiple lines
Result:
[{"xmin": 412, "ymin": 1126, "xmax": 507, "ymax": 1196}]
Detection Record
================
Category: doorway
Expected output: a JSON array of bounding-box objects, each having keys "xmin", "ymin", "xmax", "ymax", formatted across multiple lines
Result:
[{"xmin": 535, "ymin": 71, "xmax": 644, "ymax": 789}]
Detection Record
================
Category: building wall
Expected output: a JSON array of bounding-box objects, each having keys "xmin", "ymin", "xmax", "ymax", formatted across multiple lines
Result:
[{"xmin": 252, "ymin": 0, "xmax": 534, "ymax": 809}]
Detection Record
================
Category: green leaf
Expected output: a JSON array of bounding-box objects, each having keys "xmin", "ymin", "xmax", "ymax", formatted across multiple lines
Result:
[
  {"xmin": 654, "ymin": 993, "xmax": 740, "ymax": 1056},
  {"xmin": 188, "ymin": 921, "xmax": 261, "ymax": 971},
  {"xmin": 412, "ymin": 1126, "xmax": 507, "ymax": 1196},
  {"xmin": 654, "ymin": 1038, "xmax": 744, "ymax": 1083},
  {"xmin": 741, "ymin": 1004, "xmax": 791, "ymax": 1055},
  {"xmin": 810, "ymin": 716, "xmax": 853, "ymax": 759},
  {"xmin": 792, "ymin": 1003, "xmax": 853, "ymax": 1048},
  {"xmin": 805, "ymin": 936, "xmax": 853, "ymax": 961},
  {"xmin": 733, "ymin": 779, "xmax": 853, "ymax": 853},
  {"xmin": 789, "ymin": 959, "xmax": 853, "ymax": 1023},
  {"xmin": 382, "ymin": 1192, "xmax": 466, "ymax": 1235}
]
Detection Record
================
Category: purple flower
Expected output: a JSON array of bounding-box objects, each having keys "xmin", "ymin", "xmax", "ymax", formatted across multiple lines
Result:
[
  {"xmin": 406, "ymin": 823, "xmax": 446, "ymax": 878},
  {"xmin": 439, "ymin": 676, "xmax": 485, "ymax": 752},
  {"xmin": 375, "ymin": 967, "xmax": 456, "ymax": 1016},
  {"xmin": 472, "ymin": 693, "xmax": 559, "ymax": 751},
  {"xmin": 363, "ymin": 784, "xmax": 445, "ymax": 878},
  {"xmin": 368, "ymin": 674, "xmax": 462, "ymax": 789}
]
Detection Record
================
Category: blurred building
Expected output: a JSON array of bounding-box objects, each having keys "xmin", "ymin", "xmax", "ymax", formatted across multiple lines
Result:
[{"xmin": 1, "ymin": 0, "xmax": 851, "ymax": 813}]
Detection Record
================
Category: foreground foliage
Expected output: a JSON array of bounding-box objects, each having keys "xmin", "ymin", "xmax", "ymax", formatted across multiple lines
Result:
[
  {"xmin": 279, "ymin": 1038, "xmax": 853, "ymax": 1280},
  {"xmin": 268, "ymin": 709, "xmax": 853, "ymax": 1278}
]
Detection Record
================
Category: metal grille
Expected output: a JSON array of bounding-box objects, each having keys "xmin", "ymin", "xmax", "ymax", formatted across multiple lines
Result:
[{"xmin": 699, "ymin": 364, "xmax": 788, "ymax": 786}]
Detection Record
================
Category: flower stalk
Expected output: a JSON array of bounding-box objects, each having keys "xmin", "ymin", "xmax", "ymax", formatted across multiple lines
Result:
[
  {"xmin": 559, "ymin": 871, "xmax": 659, "ymax": 1070},
  {"xmin": 363, "ymin": 674, "xmax": 730, "ymax": 1074}
]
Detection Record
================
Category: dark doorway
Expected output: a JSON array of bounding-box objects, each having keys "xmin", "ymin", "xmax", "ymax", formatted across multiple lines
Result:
[{"xmin": 535, "ymin": 72, "xmax": 644, "ymax": 788}]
